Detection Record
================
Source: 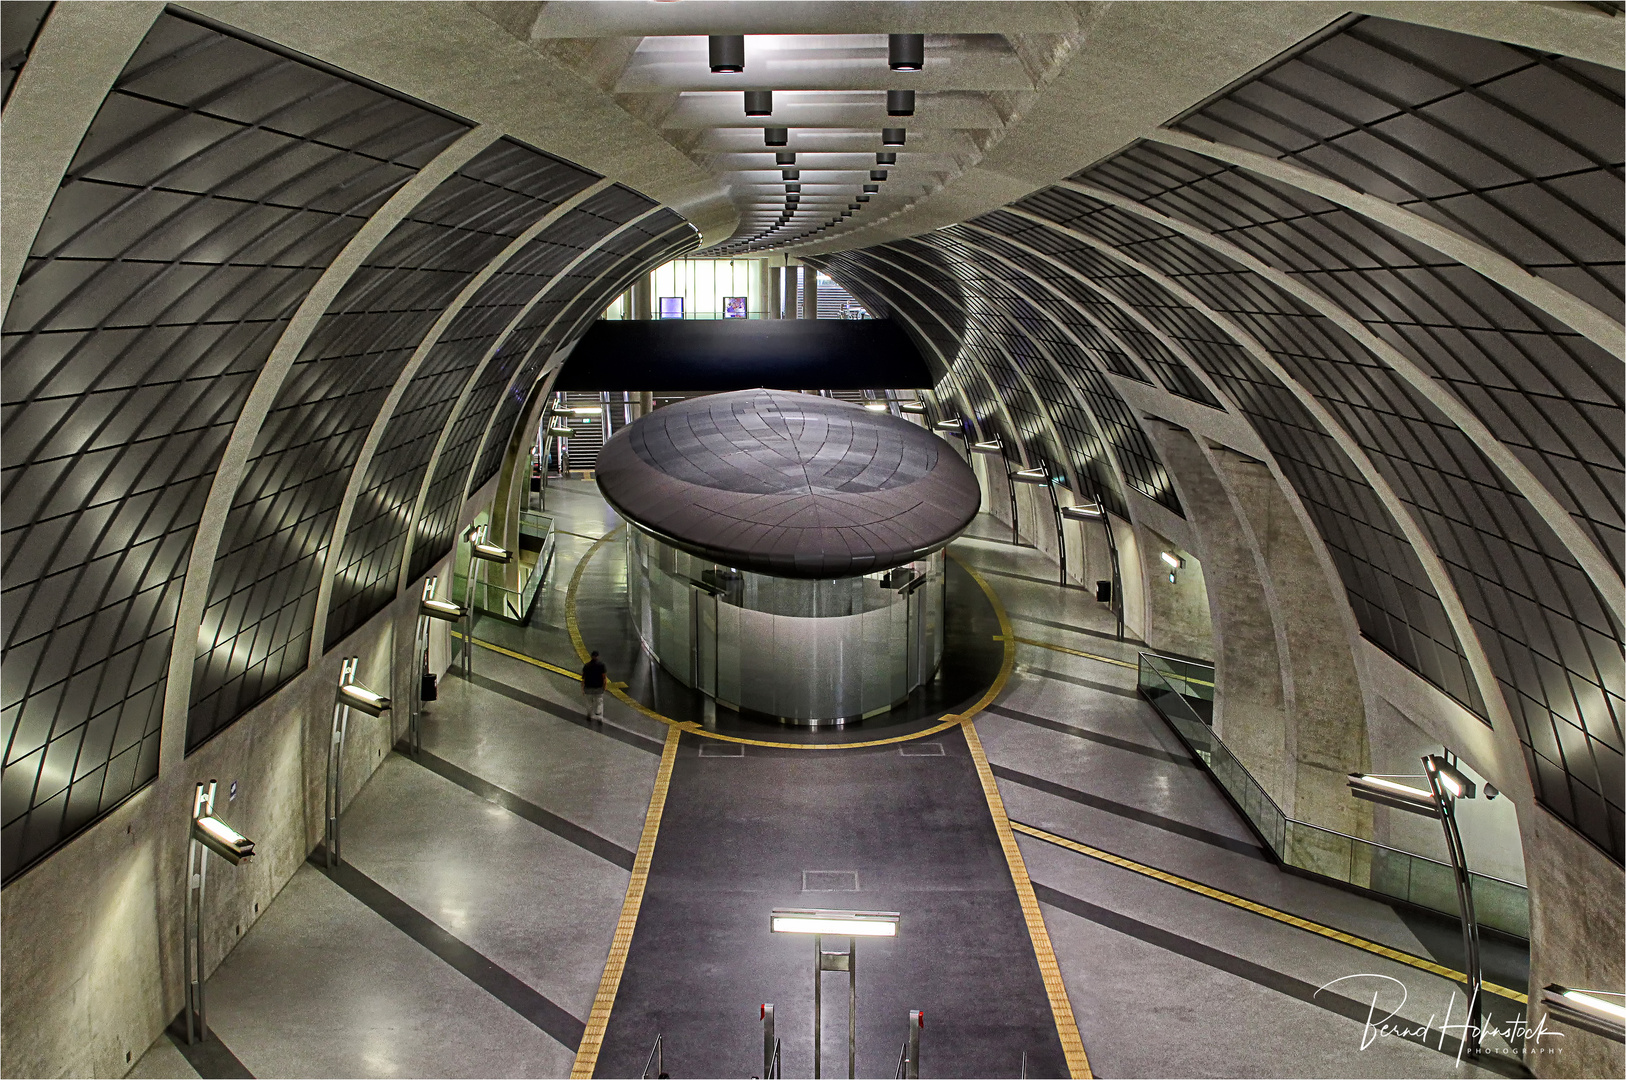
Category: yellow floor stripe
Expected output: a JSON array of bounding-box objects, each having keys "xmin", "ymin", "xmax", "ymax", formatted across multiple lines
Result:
[
  {"xmin": 570, "ymin": 722, "xmax": 681, "ymax": 1078},
  {"xmin": 965, "ymin": 723, "xmax": 1094, "ymax": 1079},
  {"xmin": 958, "ymin": 562, "xmax": 1093, "ymax": 1080},
  {"xmin": 1009, "ymin": 820, "xmax": 1526, "ymax": 1005},
  {"xmin": 1003, "ymin": 635, "xmax": 1139, "ymax": 670}
]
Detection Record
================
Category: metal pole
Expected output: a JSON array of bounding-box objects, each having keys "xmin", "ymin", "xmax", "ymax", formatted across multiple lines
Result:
[
  {"xmin": 848, "ymin": 938, "xmax": 857, "ymax": 1080},
  {"xmin": 813, "ymin": 933, "xmax": 822, "ymax": 1079},
  {"xmin": 906, "ymin": 1009, "xmax": 922, "ymax": 1079},
  {"xmin": 464, "ymin": 536, "xmax": 475, "ymax": 680},
  {"xmin": 1425, "ymin": 757, "xmax": 1483, "ymax": 1055},
  {"xmin": 762, "ymin": 1003, "xmax": 776, "ymax": 1079}
]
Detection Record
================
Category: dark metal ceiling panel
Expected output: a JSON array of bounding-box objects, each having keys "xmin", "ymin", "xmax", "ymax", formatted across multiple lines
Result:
[
  {"xmin": 188, "ymin": 138, "xmax": 594, "ymax": 749},
  {"xmin": 466, "ymin": 219, "xmax": 696, "ymax": 497},
  {"xmin": 0, "ymin": 11, "xmax": 468, "ymax": 882},
  {"xmin": 404, "ymin": 195, "xmax": 677, "ymax": 584},
  {"xmin": 1172, "ymin": 15, "xmax": 1625, "ymax": 316}
]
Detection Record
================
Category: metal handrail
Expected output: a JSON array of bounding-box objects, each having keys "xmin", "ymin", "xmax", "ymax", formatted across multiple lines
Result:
[{"xmin": 642, "ymin": 1033, "xmax": 663, "ymax": 1079}]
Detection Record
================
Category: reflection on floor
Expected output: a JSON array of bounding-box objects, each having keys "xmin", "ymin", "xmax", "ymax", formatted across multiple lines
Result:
[{"xmin": 133, "ymin": 482, "xmax": 1529, "ymax": 1079}]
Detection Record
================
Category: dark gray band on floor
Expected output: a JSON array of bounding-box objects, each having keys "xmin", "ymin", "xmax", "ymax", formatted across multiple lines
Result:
[
  {"xmin": 985, "ymin": 703, "xmax": 1197, "ymax": 767},
  {"xmin": 1030, "ymin": 883, "xmax": 1530, "ymax": 1078},
  {"xmin": 990, "ymin": 764, "xmax": 1270, "ymax": 861},
  {"xmin": 311, "ymin": 850, "xmax": 587, "ymax": 1051},
  {"xmin": 399, "ymin": 745, "xmax": 637, "ymax": 870},
  {"xmin": 972, "ymin": 564, "xmax": 1089, "ymax": 591},
  {"xmin": 463, "ymin": 670, "xmax": 665, "ymax": 755},
  {"xmin": 1022, "ymin": 666, "xmax": 1141, "ymax": 699},
  {"xmin": 166, "ymin": 1021, "xmax": 254, "ymax": 1079},
  {"xmin": 1010, "ymin": 611, "xmax": 1140, "ymax": 646}
]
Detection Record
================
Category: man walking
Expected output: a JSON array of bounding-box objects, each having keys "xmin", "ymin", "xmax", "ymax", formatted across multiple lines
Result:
[{"xmin": 582, "ymin": 650, "xmax": 607, "ymax": 721}]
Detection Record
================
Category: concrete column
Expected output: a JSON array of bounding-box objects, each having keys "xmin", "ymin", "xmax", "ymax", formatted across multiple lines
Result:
[
  {"xmin": 639, "ymin": 391, "xmax": 654, "ymax": 416},
  {"xmin": 631, "ymin": 274, "xmax": 652, "ymax": 320},
  {"xmin": 767, "ymin": 264, "xmax": 782, "ymax": 319},
  {"xmin": 784, "ymin": 264, "xmax": 800, "ymax": 320},
  {"xmin": 1138, "ymin": 528, "xmax": 1214, "ymax": 661},
  {"xmin": 804, "ymin": 267, "xmax": 820, "ymax": 319},
  {"xmin": 1209, "ymin": 443, "xmax": 1368, "ymax": 843}
]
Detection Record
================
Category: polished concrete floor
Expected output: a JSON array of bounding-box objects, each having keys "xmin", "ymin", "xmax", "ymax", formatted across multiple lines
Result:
[{"xmin": 133, "ymin": 482, "xmax": 1529, "ymax": 1079}]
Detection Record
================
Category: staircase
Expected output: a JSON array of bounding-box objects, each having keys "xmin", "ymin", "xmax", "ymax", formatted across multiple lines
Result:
[{"xmin": 560, "ymin": 391, "xmax": 610, "ymax": 474}]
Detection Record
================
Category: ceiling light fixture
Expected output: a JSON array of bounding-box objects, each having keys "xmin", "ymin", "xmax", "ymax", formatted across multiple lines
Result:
[
  {"xmin": 889, "ymin": 34, "xmax": 924, "ymax": 71},
  {"xmin": 782, "ymin": 169, "xmax": 800, "ymax": 180},
  {"xmin": 776, "ymin": 151, "xmax": 796, "ymax": 166},
  {"xmin": 876, "ymin": 152, "xmax": 897, "ymax": 166},
  {"xmin": 863, "ymin": 184, "xmax": 879, "ymax": 193},
  {"xmin": 709, "ymin": 35, "xmax": 745, "ymax": 73},
  {"xmin": 785, "ymin": 183, "xmax": 801, "ymax": 193},
  {"xmin": 744, "ymin": 90, "xmax": 773, "ymax": 116},
  {"xmin": 887, "ymin": 90, "xmax": 915, "ymax": 116},
  {"xmin": 764, "ymin": 127, "xmax": 788, "ymax": 147},
  {"xmin": 857, "ymin": 195, "xmax": 870, "ymax": 202},
  {"xmin": 869, "ymin": 170, "xmax": 888, "ymax": 181},
  {"xmin": 882, "ymin": 128, "xmax": 906, "ymax": 146}
]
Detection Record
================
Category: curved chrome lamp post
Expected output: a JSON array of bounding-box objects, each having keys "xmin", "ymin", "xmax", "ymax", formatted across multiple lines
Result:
[{"xmin": 184, "ymin": 780, "xmax": 254, "ymax": 1045}]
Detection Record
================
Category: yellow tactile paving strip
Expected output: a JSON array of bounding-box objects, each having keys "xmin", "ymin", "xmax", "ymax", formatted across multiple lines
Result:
[
  {"xmin": 570, "ymin": 723, "xmax": 682, "ymax": 1078},
  {"xmin": 1009, "ymin": 820, "xmax": 1526, "ymax": 1005}
]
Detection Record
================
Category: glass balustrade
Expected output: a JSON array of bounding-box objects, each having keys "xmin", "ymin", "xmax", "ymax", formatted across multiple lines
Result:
[{"xmin": 1138, "ymin": 653, "xmax": 1530, "ymax": 939}]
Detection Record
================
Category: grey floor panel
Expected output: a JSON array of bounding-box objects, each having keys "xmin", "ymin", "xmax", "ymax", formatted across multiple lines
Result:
[
  {"xmin": 341, "ymin": 754, "xmax": 633, "ymax": 1022},
  {"xmin": 201, "ymin": 866, "xmax": 578, "ymax": 1078}
]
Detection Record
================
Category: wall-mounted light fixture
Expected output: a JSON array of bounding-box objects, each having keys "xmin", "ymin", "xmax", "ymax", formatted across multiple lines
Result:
[
  {"xmin": 864, "ymin": 401, "xmax": 889, "ymax": 412},
  {"xmin": 745, "ymin": 90, "xmax": 773, "ymax": 115},
  {"xmin": 970, "ymin": 440, "xmax": 1003, "ymax": 454},
  {"xmin": 1061, "ymin": 503, "xmax": 1102, "ymax": 519},
  {"xmin": 709, "ymin": 34, "xmax": 745, "ymax": 73},
  {"xmin": 546, "ymin": 424, "xmax": 572, "ymax": 437},
  {"xmin": 1541, "ymin": 986, "xmax": 1626, "ymax": 1042},
  {"xmin": 889, "ymin": 34, "xmax": 924, "ymax": 71},
  {"xmin": 1160, "ymin": 550, "xmax": 1184, "ymax": 582},
  {"xmin": 887, "ymin": 90, "xmax": 915, "ymax": 116},
  {"xmin": 183, "ymin": 780, "xmax": 254, "ymax": 1046},
  {"xmin": 933, "ymin": 418, "xmax": 963, "ymax": 432},
  {"xmin": 413, "ymin": 578, "xmax": 463, "ymax": 755},
  {"xmin": 327, "ymin": 657, "xmax": 388, "ymax": 869},
  {"xmin": 764, "ymin": 127, "xmax": 788, "ymax": 147},
  {"xmin": 881, "ymin": 129, "xmax": 906, "ymax": 146},
  {"xmin": 898, "ymin": 402, "xmax": 926, "ymax": 414},
  {"xmin": 464, "ymin": 526, "xmax": 512, "ymax": 680},
  {"xmin": 1349, "ymin": 754, "xmax": 1484, "ymax": 1053}
]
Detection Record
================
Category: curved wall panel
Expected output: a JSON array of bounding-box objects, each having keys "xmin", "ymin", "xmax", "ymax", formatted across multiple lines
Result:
[
  {"xmin": 186, "ymin": 138, "xmax": 593, "ymax": 748},
  {"xmin": 0, "ymin": 11, "xmax": 467, "ymax": 880},
  {"xmin": 816, "ymin": 14, "xmax": 1623, "ymax": 862},
  {"xmin": 0, "ymin": 1, "xmax": 51, "ymax": 107}
]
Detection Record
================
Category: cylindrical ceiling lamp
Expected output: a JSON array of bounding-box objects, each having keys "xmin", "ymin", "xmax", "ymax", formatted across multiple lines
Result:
[
  {"xmin": 764, "ymin": 127, "xmax": 788, "ymax": 146},
  {"xmin": 744, "ymin": 90, "xmax": 773, "ymax": 116},
  {"xmin": 875, "ymin": 151, "xmax": 897, "ymax": 166},
  {"xmin": 776, "ymin": 151, "xmax": 796, "ymax": 165},
  {"xmin": 786, "ymin": 193, "xmax": 800, "ymax": 203},
  {"xmin": 785, "ymin": 183, "xmax": 801, "ymax": 193},
  {"xmin": 710, "ymin": 35, "xmax": 745, "ymax": 73},
  {"xmin": 889, "ymin": 34, "xmax": 924, "ymax": 71},
  {"xmin": 869, "ymin": 170, "xmax": 888, "ymax": 181},
  {"xmin": 863, "ymin": 184, "xmax": 879, "ymax": 193},
  {"xmin": 782, "ymin": 169, "xmax": 800, "ymax": 180},
  {"xmin": 849, "ymin": 203, "xmax": 860, "ymax": 210},
  {"xmin": 857, "ymin": 194, "xmax": 871, "ymax": 202},
  {"xmin": 882, "ymin": 128, "xmax": 906, "ymax": 146},
  {"xmin": 887, "ymin": 90, "xmax": 915, "ymax": 116}
]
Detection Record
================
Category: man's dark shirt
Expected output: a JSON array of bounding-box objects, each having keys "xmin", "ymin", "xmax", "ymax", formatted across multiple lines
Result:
[{"xmin": 582, "ymin": 659, "xmax": 607, "ymax": 690}]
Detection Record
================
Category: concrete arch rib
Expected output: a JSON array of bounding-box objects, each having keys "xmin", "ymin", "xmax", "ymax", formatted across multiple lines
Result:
[
  {"xmin": 154, "ymin": 125, "xmax": 502, "ymax": 776},
  {"xmin": 1058, "ymin": 179, "xmax": 1626, "ymax": 624},
  {"xmin": 954, "ymin": 222, "xmax": 1236, "ymax": 411},
  {"xmin": 855, "ymin": 250, "xmax": 1060, "ymax": 471},
  {"xmin": 1004, "ymin": 207, "xmax": 1531, "ymax": 806},
  {"xmin": 0, "ymin": 2, "xmax": 164, "ymax": 319},
  {"xmin": 863, "ymin": 240, "xmax": 1139, "ymax": 512},
  {"xmin": 398, "ymin": 207, "xmax": 667, "ymax": 587},
  {"xmin": 1148, "ymin": 129, "xmax": 1626, "ymax": 363},
  {"xmin": 307, "ymin": 177, "xmax": 614, "ymax": 663},
  {"xmin": 814, "ymin": 259, "xmax": 989, "ymax": 443},
  {"xmin": 457, "ymin": 209, "xmax": 674, "ymax": 504}
]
